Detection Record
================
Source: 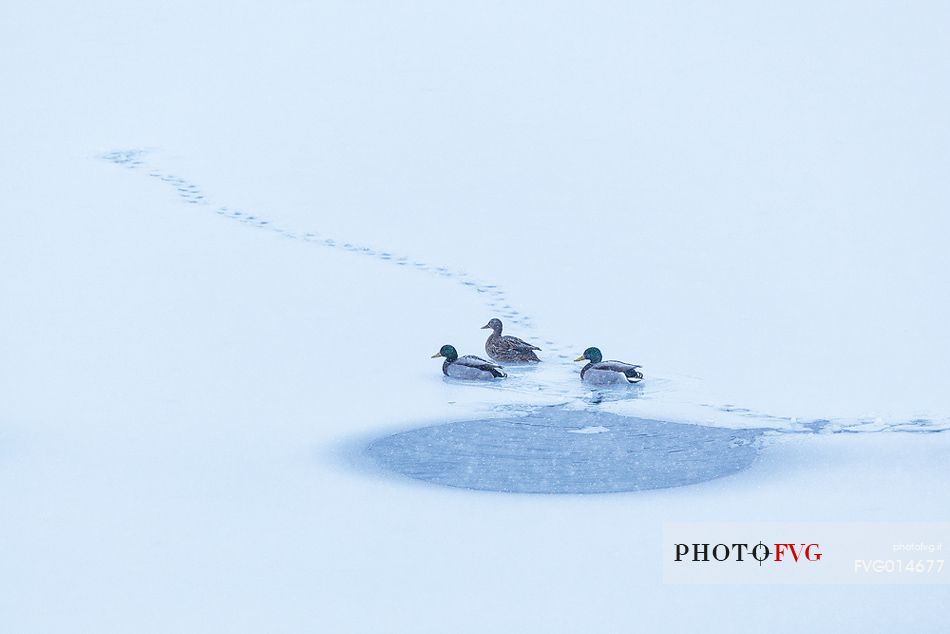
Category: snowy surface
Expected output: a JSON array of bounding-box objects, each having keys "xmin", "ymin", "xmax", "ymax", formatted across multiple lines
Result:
[{"xmin": 2, "ymin": 1, "xmax": 950, "ymax": 631}]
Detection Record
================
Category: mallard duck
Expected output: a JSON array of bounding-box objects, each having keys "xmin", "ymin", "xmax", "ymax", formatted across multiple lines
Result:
[
  {"xmin": 481, "ymin": 318, "xmax": 541, "ymax": 362},
  {"xmin": 432, "ymin": 344, "xmax": 507, "ymax": 379},
  {"xmin": 574, "ymin": 347, "xmax": 643, "ymax": 384}
]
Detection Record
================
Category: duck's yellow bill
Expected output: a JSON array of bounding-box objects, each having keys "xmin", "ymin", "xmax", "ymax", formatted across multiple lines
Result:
[
  {"xmin": 574, "ymin": 355, "xmax": 586, "ymax": 362},
  {"xmin": 431, "ymin": 352, "xmax": 443, "ymax": 358}
]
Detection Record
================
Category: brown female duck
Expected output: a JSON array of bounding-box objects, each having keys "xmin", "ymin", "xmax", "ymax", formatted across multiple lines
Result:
[{"xmin": 481, "ymin": 318, "xmax": 541, "ymax": 363}]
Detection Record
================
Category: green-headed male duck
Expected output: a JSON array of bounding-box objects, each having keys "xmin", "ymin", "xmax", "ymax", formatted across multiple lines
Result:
[
  {"xmin": 432, "ymin": 344, "xmax": 507, "ymax": 380},
  {"xmin": 574, "ymin": 347, "xmax": 643, "ymax": 384}
]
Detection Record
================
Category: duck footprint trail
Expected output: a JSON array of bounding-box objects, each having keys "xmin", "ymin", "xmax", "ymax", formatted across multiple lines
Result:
[
  {"xmin": 100, "ymin": 149, "xmax": 584, "ymax": 368},
  {"xmin": 707, "ymin": 402, "xmax": 950, "ymax": 435}
]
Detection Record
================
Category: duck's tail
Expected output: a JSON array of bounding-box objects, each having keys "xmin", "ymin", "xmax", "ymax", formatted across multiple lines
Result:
[{"xmin": 624, "ymin": 366, "xmax": 644, "ymax": 383}]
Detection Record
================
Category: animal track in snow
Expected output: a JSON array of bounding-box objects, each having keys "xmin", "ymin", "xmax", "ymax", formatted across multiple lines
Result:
[{"xmin": 102, "ymin": 149, "xmax": 532, "ymax": 324}]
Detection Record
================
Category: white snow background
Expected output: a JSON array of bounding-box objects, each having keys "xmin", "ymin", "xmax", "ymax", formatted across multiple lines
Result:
[{"xmin": 2, "ymin": 0, "xmax": 949, "ymax": 631}]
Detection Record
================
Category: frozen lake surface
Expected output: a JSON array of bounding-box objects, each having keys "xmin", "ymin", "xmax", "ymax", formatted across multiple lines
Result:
[
  {"xmin": 4, "ymin": 1, "xmax": 950, "ymax": 631},
  {"xmin": 367, "ymin": 409, "xmax": 760, "ymax": 493}
]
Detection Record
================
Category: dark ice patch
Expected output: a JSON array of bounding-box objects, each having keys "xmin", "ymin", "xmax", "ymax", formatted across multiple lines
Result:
[{"xmin": 366, "ymin": 409, "xmax": 761, "ymax": 494}]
